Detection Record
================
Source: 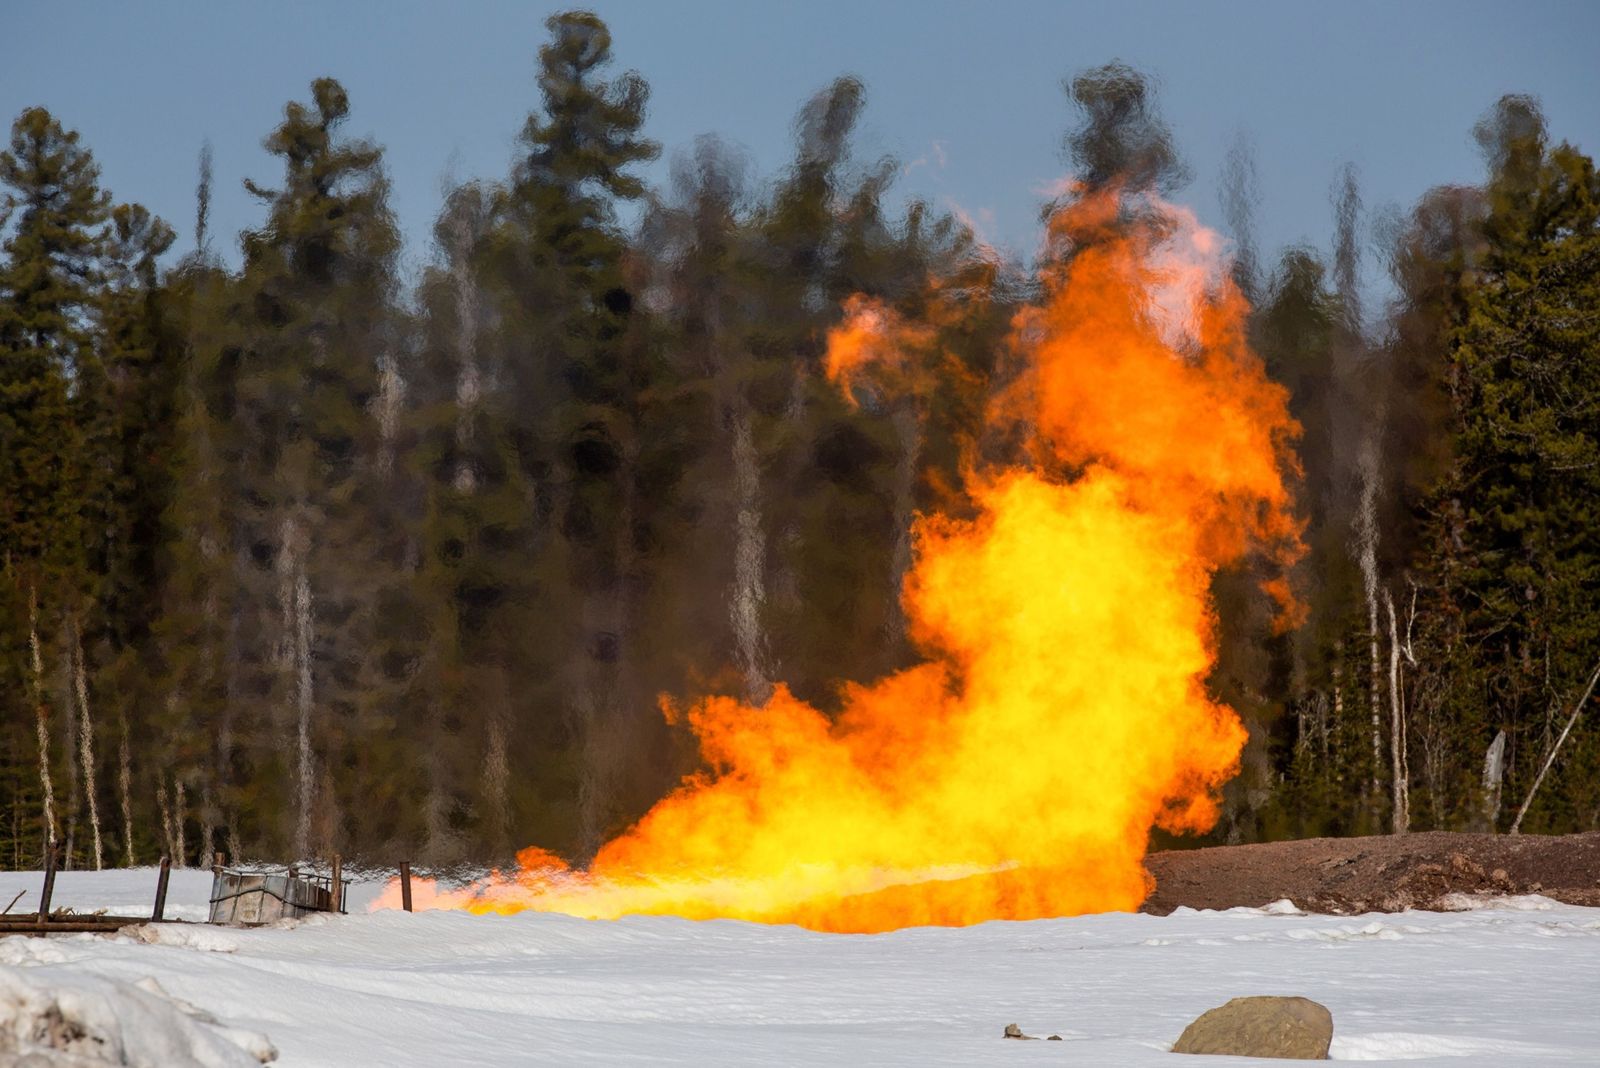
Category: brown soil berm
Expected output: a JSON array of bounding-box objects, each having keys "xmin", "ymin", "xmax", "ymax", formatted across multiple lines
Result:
[{"xmin": 1141, "ymin": 831, "xmax": 1600, "ymax": 915}]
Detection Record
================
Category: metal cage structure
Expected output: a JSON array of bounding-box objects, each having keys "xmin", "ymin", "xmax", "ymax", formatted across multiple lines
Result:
[{"xmin": 208, "ymin": 867, "xmax": 350, "ymax": 925}]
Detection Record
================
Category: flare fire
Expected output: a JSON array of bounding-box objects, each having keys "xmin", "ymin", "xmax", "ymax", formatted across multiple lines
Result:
[{"xmin": 380, "ymin": 188, "xmax": 1303, "ymax": 933}]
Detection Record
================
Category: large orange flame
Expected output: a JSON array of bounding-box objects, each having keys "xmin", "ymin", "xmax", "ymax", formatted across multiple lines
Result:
[{"xmin": 380, "ymin": 189, "xmax": 1303, "ymax": 932}]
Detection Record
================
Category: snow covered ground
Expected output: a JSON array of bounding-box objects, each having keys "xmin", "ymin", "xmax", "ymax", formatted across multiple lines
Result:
[{"xmin": 1, "ymin": 868, "xmax": 1597, "ymax": 1065}]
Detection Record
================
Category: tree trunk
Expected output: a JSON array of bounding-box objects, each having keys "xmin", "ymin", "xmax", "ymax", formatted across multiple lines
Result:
[
  {"xmin": 574, "ymin": 684, "xmax": 606, "ymax": 862},
  {"xmin": 279, "ymin": 516, "xmax": 316, "ymax": 860},
  {"xmin": 63, "ymin": 642, "xmax": 79, "ymax": 867},
  {"xmin": 199, "ymin": 781, "xmax": 214, "ymax": 870},
  {"xmin": 1355, "ymin": 434, "xmax": 1384, "ymax": 803},
  {"xmin": 118, "ymin": 704, "xmax": 134, "ymax": 866},
  {"xmin": 375, "ymin": 351, "xmax": 403, "ymax": 477},
  {"xmin": 174, "ymin": 778, "xmax": 187, "ymax": 865},
  {"xmin": 1331, "ymin": 650, "xmax": 1345, "ymax": 787},
  {"xmin": 450, "ymin": 212, "xmax": 482, "ymax": 495},
  {"xmin": 28, "ymin": 586, "xmax": 57, "ymax": 853},
  {"xmin": 292, "ymin": 562, "xmax": 314, "ymax": 859},
  {"xmin": 1384, "ymin": 590, "xmax": 1409, "ymax": 834},
  {"xmin": 1510, "ymin": 653, "xmax": 1600, "ymax": 835},
  {"xmin": 730, "ymin": 398, "xmax": 771, "ymax": 704},
  {"xmin": 157, "ymin": 778, "xmax": 177, "ymax": 864},
  {"xmin": 69, "ymin": 616, "xmax": 104, "ymax": 870},
  {"xmin": 482, "ymin": 682, "xmax": 512, "ymax": 857}
]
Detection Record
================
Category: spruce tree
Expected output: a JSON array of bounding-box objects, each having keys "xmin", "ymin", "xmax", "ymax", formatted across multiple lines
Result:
[
  {"xmin": 217, "ymin": 78, "xmax": 402, "ymax": 858},
  {"xmin": 478, "ymin": 11, "xmax": 661, "ymax": 858},
  {"xmin": 1428, "ymin": 99, "xmax": 1600, "ymax": 831},
  {"xmin": 0, "ymin": 107, "xmax": 112, "ymax": 865}
]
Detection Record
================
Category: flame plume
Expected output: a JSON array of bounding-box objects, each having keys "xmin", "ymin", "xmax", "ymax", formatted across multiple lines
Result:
[{"xmin": 384, "ymin": 189, "xmax": 1303, "ymax": 932}]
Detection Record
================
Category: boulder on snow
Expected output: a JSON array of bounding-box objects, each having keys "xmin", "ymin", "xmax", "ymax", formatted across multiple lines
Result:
[
  {"xmin": 1172, "ymin": 996, "xmax": 1332, "ymax": 1059},
  {"xmin": 1002, "ymin": 1022, "xmax": 1037, "ymax": 1040}
]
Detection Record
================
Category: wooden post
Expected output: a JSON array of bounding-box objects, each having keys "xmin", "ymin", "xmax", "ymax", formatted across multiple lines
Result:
[
  {"xmin": 38, "ymin": 844, "xmax": 60, "ymax": 924},
  {"xmin": 208, "ymin": 850, "xmax": 226, "ymax": 926},
  {"xmin": 152, "ymin": 855, "xmax": 171, "ymax": 922},
  {"xmin": 399, "ymin": 860, "xmax": 413, "ymax": 913},
  {"xmin": 330, "ymin": 854, "xmax": 343, "ymax": 914}
]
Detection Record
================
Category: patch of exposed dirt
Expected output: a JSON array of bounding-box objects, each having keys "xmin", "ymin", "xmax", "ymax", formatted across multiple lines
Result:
[{"xmin": 1141, "ymin": 831, "xmax": 1600, "ymax": 915}]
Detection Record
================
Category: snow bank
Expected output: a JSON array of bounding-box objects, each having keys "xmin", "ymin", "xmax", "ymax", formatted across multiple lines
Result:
[
  {"xmin": 0, "ymin": 869, "xmax": 1595, "ymax": 1065},
  {"xmin": 0, "ymin": 966, "xmax": 275, "ymax": 1066}
]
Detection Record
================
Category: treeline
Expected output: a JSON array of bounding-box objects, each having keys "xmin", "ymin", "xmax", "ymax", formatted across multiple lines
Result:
[{"xmin": 2, "ymin": 12, "xmax": 1595, "ymax": 870}]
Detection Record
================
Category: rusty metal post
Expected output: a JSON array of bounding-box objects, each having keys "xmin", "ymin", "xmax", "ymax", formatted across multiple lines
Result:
[
  {"xmin": 38, "ymin": 843, "xmax": 59, "ymax": 924},
  {"xmin": 399, "ymin": 860, "xmax": 413, "ymax": 912},
  {"xmin": 330, "ymin": 854, "xmax": 343, "ymax": 913},
  {"xmin": 152, "ymin": 856, "xmax": 172, "ymax": 922}
]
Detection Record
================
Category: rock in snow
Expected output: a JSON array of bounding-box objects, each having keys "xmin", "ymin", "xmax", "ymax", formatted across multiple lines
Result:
[
  {"xmin": 1172, "ymin": 995, "xmax": 1332, "ymax": 1059},
  {"xmin": 0, "ymin": 966, "xmax": 276, "ymax": 1067}
]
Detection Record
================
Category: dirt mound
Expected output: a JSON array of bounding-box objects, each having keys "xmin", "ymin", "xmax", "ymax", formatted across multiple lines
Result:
[{"xmin": 1141, "ymin": 831, "xmax": 1600, "ymax": 915}]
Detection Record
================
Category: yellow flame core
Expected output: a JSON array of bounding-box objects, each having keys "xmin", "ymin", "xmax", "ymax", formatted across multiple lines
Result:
[{"xmin": 380, "ymin": 190, "xmax": 1304, "ymax": 932}]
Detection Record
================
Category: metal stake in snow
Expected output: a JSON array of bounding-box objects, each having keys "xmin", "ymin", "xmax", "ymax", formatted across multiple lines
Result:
[{"xmin": 1509, "ymin": 652, "xmax": 1600, "ymax": 835}]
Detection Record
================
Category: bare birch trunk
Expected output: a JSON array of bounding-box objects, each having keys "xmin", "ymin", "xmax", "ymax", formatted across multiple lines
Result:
[
  {"xmin": 28, "ymin": 587, "xmax": 57, "ymax": 852},
  {"xmin": 376, "ymin": 351, "xmax": 403, "ymax": 478},
  {"xmin": 1384, "ymin": 590, "xmax": 1410, "ymax": 834},
  {"xmin": 1331, "ymin": 650, "xmax": 1345, "ymax": 786},
  {"xmin": 1355, "ymin": 434, "xmax": 1384, "ymax": 802},
  {"xmin": 69, "ymin": 617, "xmax": 104, "ymax": 870},
  {"xmin": 730, "ymin": 400, "xmax": 772, "ymax": 704}
]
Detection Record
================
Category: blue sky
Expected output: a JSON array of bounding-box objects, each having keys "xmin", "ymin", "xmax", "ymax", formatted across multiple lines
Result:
[{"xmin": 4, "ymin": 0, "xmax": 1597, "ymax": 286}]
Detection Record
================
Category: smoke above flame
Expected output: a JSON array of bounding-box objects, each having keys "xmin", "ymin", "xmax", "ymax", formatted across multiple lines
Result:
[{"xmin": 380, "ymin": 188, "xmax": 1303, "ymax": 932}]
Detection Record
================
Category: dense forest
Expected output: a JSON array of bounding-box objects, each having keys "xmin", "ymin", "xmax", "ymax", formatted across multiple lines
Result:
[{"xmin": 2, "ymin": 11, "xmax": 1597, "ymax": 871}]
